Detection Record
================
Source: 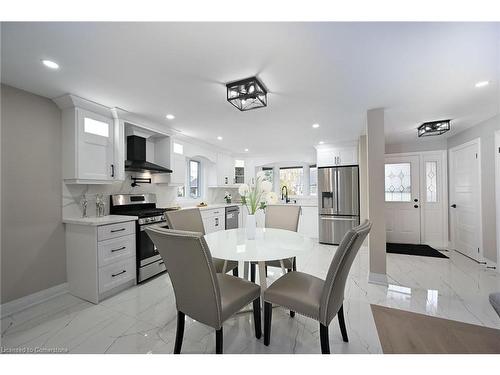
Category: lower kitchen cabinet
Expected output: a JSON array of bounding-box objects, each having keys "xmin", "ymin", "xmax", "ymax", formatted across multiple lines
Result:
[
  {"xmin": 65, "ymin": 220, "xmax": 137, "ymax": 304},
  {"xmin": 298, "ymin": 206, "xmax": 319, "ymax": 238},
  {"xmin": 201, "ymin": 208, "xmax": 225, "ymax": 234}
]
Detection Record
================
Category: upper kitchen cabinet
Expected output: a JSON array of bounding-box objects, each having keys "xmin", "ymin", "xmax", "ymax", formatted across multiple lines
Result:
[
  {"xmin": 54, "ymin": 94, "xmax": 121, "ymax": 184},
  {"xmin": 154, "ymin": 138, "xmax": 185, "ymax": 185},
  {"xmin": 214, "ymin": 152, "xmax": 235, "ymax": 186},
  {"xmin": 316, "ymin": 143, "xmax": 358, "ymax": 167}
]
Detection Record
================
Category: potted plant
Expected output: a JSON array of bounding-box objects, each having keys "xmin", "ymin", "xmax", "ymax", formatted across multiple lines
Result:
[
  {"xmin": 224, "ymin": 192, "xmax": 232, "ymax": 204},
  {"xmin": 239, "ymin": 171, "xmax": 278, "ymax": 239}
]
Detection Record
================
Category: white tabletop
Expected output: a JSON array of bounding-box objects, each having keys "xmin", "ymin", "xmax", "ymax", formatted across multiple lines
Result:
[{"xmin": 204, "ymin": 228, "xmax": 314, "ymax": 262}]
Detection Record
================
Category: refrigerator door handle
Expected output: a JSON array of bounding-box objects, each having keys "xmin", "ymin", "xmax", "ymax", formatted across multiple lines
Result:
[{"xmin": 320, "ymin": 216, "xmax": 358, "ymax": 221}]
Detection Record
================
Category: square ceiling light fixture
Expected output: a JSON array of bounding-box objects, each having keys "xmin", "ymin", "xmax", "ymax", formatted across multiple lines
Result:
[
  {"xmin": 417, "ymin": 119, "xmax": 451, "ymax": 137},
  {"xmin": 226, "ymin": 76, "xmax": 267, "ymax": 111}
]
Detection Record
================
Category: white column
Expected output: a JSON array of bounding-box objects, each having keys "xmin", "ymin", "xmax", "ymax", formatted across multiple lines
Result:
[{"xmin": 366, "ymin": 108, "xmax": 387, "ymax": 285}]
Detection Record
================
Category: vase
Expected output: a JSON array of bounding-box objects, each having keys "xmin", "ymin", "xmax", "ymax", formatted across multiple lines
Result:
[{"xmin": 246, "ymin": 214, "xmax": 256, "ymax": 240}]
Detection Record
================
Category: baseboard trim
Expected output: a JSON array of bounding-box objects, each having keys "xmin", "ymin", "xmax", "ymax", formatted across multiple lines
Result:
[
  {"xmin": 368, "ymin": 272, "xmax": 388, "ymax": 286},
  {"xmin": 0, "ymin": 283, "xmax": 68, "ymax": 318}
]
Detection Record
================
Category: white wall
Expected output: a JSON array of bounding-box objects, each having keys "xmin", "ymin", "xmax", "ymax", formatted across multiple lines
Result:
[
  {"xmin": 366, "ymin": 108, "xmax": 387, "ymax": 284},
  {"xmin": 1, "ymin": 84, "xmax": 66, "ymax": 303},
  {"xmin": 385, "ymin": 137, "xmax": 447, "ymax": 154},
  {"xmin": 447, "ymin": 114, "xmax": 500, "ymax": 263}
]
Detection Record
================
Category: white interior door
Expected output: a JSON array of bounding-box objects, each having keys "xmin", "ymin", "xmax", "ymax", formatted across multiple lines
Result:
[
  {"xmin": 385, "ymin": 155, "xmax": 421, "ymax": 244},
  {"xmin": 450, "ymin": 140, "xmax": 481, "ymax": 261}
]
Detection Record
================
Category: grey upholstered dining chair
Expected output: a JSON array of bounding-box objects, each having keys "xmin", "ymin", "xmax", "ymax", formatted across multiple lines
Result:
[
  {"xmin": 263, "ymin": 220, "xmax": 372, "ymax": 354},
  {"xmin": 250, "ymin": 205, "xmax": 301, "ymax": 283},
  {"xmin": 146, "ymin": 226, "xmax": 261, "ymax": 354},
  {"xmin": 165, "ymin": 208, "xmax": 239, "ymax": 276}
]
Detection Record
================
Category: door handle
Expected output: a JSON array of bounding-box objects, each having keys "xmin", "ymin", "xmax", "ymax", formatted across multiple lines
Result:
[
  {"xmin": 111, "ymin": 164, "xmax": 115, "ymax": 178},
  {"xmin": 451, "ymin": 204, "xmax": 457, "ymax": 208},
  {"xmin": 414, "ymin": 198, "xmax": 418, "ymax": 202},
  {"xmin": 414, "ymin": 205, "xmax": 419, "ymax": 208}
]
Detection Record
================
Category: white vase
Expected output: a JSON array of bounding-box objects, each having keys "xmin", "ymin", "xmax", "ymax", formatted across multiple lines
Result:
[{"xmin": 246, "ymin": 214, "xmax": 256, "ymax": 240}]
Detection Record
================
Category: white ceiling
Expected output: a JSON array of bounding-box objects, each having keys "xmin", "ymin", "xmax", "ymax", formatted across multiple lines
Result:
[{"xmin": 1, "ymin": 22, "xmax": 499, "ymax": 155}]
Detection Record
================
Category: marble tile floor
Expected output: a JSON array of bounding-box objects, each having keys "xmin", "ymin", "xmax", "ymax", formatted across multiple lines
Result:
[{"xmin": 1, "ymin": 244, "xmax": 499, "ymax": 354}]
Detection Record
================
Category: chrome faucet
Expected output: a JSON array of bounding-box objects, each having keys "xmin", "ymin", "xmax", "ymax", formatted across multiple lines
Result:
[{"xmin": 281, "ymin": 186, "xmax": 290, "ymax": 204}]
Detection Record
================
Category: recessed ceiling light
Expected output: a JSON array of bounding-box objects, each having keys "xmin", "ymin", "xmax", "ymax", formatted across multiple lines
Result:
[
  {"xmin": 166, "ymin": 114, "xmax": 175, "ymax": 120},
  {"xmin": 319, "ymin": 141, "xmax": 325, "ymax": 145},
  {"xmin": 41, "ymin": 59, "xmax": 59, "ymax": 69},
  {"xmin": 217, "ymin": 136, "xmax": 223, "ymax": 141},
  {"xmin": 244, "ymin": 148, "xmax": 249, "ymax": 152},
  {"xmin": 475, "ymin": 81, "xmax": 489, "ymax": 88},
  {"xmin": 475, "ymin": 81, "xmax": 490, "ymax": 87},
  {"xmin": 312, "ymin": 123, "xmax": 320, "ymax": 128}
]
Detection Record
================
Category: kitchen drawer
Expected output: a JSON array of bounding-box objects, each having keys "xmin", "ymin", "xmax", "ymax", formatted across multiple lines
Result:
[
  {"xmin": 203, "ymin": 214, "xmax": 225, "ymax": 234},
  {"xmin": 98, "ymin": 234, "xmax": 136, "ymax": 268},
  {"xmin": 98, "ymin": 257, "xmax": 136, "ymax": 294},
  {"xmin": 201, "ymin": 208, "xmax": 224, "ymax": 219},
  {"xmin": 97, "ymin": 221, "xmax": 135, "ymax": 241}
]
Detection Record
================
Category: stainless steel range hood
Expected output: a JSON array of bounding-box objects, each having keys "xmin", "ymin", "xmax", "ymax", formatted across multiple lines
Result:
[{"xmin": 125, "ymin": 135, "xmax": 172, "ymax": 174}]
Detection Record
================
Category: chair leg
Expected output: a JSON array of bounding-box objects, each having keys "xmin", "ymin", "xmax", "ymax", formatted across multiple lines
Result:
[
  {"xmin": 174, "ymin": 311, "xmax": 185, "ymax": 354},
  {"xmin": 319, "ymin": 323, "xmax": 330, "ymax": 354},
  {"xmin": 286, "ymin": 267, "xmax": 296, "ymax": 318},
  {"xmin": 232, "ymin": 267, "xmax": 239, "ymax": 277},
  {"xmin": 337, "ymin": 304, "xmax": 348, "ymax": 342},
  {"xmin": 215, "ymin": 327, "xmax": 223, "ymax": 354},
  {"xmin": 250, "ymin": 263, "xmax": 256, "ymax": 282},
  {"xmin": 264, "ymin": 302, "xmax": 272, "ymax": 346},
  {"xmin": 252, "ymin": 298, "xmax": 262, "ymax": 339}
]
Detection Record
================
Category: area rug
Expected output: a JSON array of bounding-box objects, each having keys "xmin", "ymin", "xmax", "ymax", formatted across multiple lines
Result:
[
  {"xmin": 386, "ymin": 242, "xmax": 449, "ymax": 258},
  {"xmin": 370, "ymin": 304, "xmax": 500, "ymax": 354}
]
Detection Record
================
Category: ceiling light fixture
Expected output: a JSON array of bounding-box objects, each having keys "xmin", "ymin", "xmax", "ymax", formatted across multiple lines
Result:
[
  {"xmin": 217, "ymin": 136, "xmax": 223, "ymax": 140},
  {"xmin": 41, "ymin": 59, "xmax": 59, "ymax": 69},
  {"xmin": 319, "ymin": 141, "xmax": 325, "ymax": 145},
  {"xmin": 226, "ymin": 76, "xmax": 267, "ymax": 111},
  {"xmin": 244, "ymin": 148, "xmax": 249, "ymax": 152},
  {"xmin": 312, "ymin": 123, "xmax": 320, "ymax": 128},
  {"xmin": 475, "ymin": 81, "xmax": 489, "ymax": 88},
  {"xmin": 166, "ymin": 114, "xmax": 175, "ymax": 120},
  {"xmin": 417, "ymin": 119, "xmax": 451, "ymax": 137}
]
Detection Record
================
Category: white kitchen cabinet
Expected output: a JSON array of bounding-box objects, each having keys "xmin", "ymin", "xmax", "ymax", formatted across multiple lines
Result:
[
  {"xmin": 54, "ymin": 94, "xmax": 120, "ymax": 184},
  {"xmin": 317, "ymin": 145, "xmax": 358, "ymax": 167},
  {"xmin": 201, "ymin": 208, "xmax": 225, "ymax": 234},
  {"xmin": 298, "ymin": 206, "xmax": 319, "ymax": 238},
  {"xmin": 169, "ymin": 153, "xmax": 187, "ymax": 185},
  {"xmin": 65, "ymin": 220, "xmax": 137, "ymax": 304},
  {"xmin": 216, "ymin": 153, "xmax": 235, "ymax": 186}
]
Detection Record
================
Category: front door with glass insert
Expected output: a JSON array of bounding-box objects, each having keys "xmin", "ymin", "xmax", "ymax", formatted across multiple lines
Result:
[{"xmin": 384, "ymin": 155, "xmax": 421, "ymax": 244}]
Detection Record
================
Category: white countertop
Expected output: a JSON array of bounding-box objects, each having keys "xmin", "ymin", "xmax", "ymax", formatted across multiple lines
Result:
[
  {"xmin": 163, "ymin": 203, "xmax": 243, "ymax": 211},
  {"xmin": 62, "ymin": 215, "xmax": 138, "ymax": 226}
]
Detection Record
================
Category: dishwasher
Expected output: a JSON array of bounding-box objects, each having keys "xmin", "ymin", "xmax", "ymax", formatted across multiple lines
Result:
[{"xmin": 225, "ymin": 206, "xmax": 240, "ymax": 229}]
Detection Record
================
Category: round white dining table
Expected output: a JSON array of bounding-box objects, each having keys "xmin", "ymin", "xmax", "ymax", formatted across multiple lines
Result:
[{"xmin": 204, "ymin": 227, "xmax": 315, "ymax": 292}]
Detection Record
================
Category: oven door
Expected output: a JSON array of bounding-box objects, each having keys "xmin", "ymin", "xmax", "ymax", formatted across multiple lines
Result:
[{"xmin": 138, "ymin": 222, "xmax": 166, "ymax": 266}]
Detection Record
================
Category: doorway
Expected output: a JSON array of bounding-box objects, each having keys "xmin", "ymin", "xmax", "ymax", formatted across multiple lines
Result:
[
  {"xmin": 385, "ymin": 155, "xmax": 421, "ymax": 243},
  {"xmin": 385, "ymin": 151, "xmax": 448, "ymax": 248},
  {"xmin": 449, "ymin": 139, "xmax": 482, "ymax": 261}
]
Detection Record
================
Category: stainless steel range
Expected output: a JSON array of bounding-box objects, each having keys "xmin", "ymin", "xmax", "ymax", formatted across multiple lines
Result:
[{"xmin": 110, "ymin": 193, "xmax": 176, "ymax": 282}]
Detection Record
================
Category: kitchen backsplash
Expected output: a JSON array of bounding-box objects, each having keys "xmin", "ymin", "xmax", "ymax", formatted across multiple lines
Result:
[{"xmin": 62, "ymin": 174, "xmax": 242, "ymax": 218}]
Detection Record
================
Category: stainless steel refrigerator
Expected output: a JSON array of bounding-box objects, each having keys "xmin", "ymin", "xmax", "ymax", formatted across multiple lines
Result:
[{"xmin": 318, "ymin": 166, "xmax": 360, "ymax": 245}]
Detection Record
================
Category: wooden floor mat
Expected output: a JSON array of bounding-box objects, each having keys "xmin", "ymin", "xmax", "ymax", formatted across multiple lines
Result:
[{"xmin": 370, "ymin": 304, "xmax": 500, "ymax": 354}]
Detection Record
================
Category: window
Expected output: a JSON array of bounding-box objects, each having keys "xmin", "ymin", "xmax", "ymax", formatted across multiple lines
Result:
[
  {"xmin": 385, "ymin": 163, "xmax": 411, "ymax": 202},
  {"xmin": 173, "ymin": 142, "xmax": 184, "ymax": 155},
  {"xmin": 84, "ymin": 117, "xmax": 109, "ymax": 137},
  {"xmin": 189, "ymin": 160, "xmax": 201, "ymax": 198},
  {"xmin": 280, "ymin": 167, "xmax": 304, "ymax": 196},
  {"xmin": 309, "ymin": 165, "xmax": 317, "ymax": 195},
  {"xmin": 262, "ymin": 167, "xmax": 274, "ymax": 185},
  {"xmin": 425, "ymin": 161, "xmax": 438, "ymax": 202}
]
